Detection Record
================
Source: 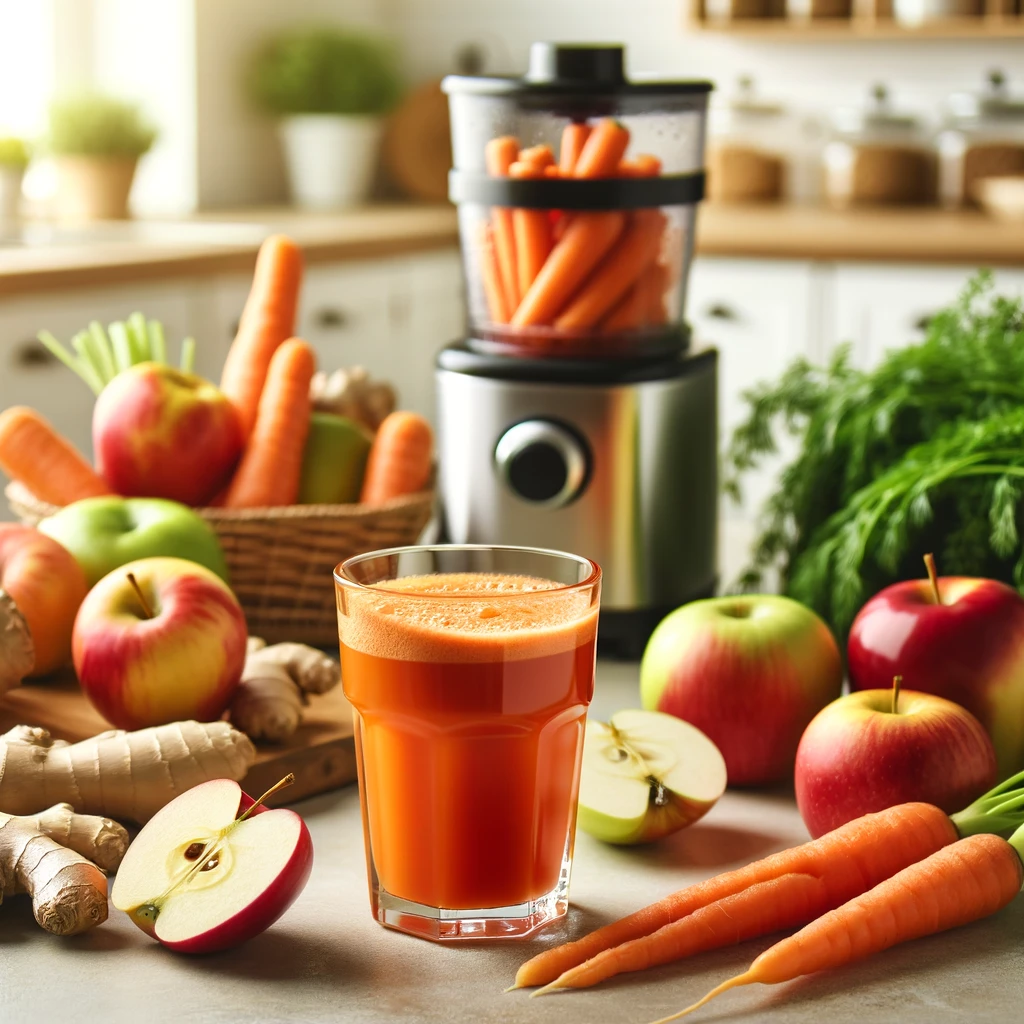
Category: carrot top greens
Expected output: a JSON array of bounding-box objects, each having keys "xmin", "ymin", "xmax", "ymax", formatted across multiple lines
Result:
[{"xmin": 727, "ymin": 272, "xmax": 1024, "ymax": 635}]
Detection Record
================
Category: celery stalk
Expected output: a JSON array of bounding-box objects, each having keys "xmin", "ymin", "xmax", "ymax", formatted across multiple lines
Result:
[
  {"xmin": 148, "ymin": 320, "xmax": 167, "ymax": 365},
  {"xmin": 37, "ymin": 330, "xmax": 101, "ymax": 395},
  {"xmin": 108, "ymin": 321, "xmax": 133, "ymax": 373},
  {"xmin": 88, "ymin": 321, "xmax": 117, "ymax": 385},
  {"xmin": 179, "ymin": 337, "xmax": 196, "ymax": 374}
]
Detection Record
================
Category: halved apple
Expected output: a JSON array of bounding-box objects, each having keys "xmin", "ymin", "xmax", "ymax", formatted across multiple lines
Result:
[
  {"xmin": 111, "ymin": 778, "xmax": 313, "ymax": 953},
  {"xmin": 577, "ymin": 708, "xmax": 727, "ymax": 845}
]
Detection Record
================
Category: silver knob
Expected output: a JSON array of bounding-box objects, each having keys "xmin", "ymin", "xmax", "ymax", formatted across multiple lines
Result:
[{"xmin": 494, "ymin": 420, "xmax": 589, "ymax": 509}]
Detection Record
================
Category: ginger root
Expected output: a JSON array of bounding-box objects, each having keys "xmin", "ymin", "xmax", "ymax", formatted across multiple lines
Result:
[
  {"xmin": 310, "ymin": 366, "xmax": 396, "ymax": 433},
  {"xmin": 229, "ymin": 638, "xmax": 341, "ymax": 743},
  {"xmin": 0, "ymin": 804, "xmax": 130, "ymax": 935},
  {"xmin": 0, "ymin": 589, "xmax": 34, "ymax": 696},
  {"xmin": 0, "ymin": 721, "xmax": 256, "ymax": 824}
]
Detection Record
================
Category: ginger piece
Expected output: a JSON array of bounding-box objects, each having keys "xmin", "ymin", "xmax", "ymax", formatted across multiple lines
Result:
[
  {"xmin": 310, "ymin": 366, "xmax": 396, "ymax": 433},
  {"xmin": 0, "ymin": 804, "xmax": 130, "ymax": 935},
  {"xmin": 229, "ymin": 639, "xmax": 341, "ymax": 743},
  {"xmin": 0, "ymin": 589, "xmax": 34, "ymax": 695},
  {"xmin": 0, "ymin": 721, "xmax": 256, "ymax": 824}
]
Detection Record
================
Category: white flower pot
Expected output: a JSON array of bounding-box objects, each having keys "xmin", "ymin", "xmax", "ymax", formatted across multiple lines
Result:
[
  {"xmin": 0, "ymin": 166, "xmax": 24, "ymax": 229},
  {"xmin": 279, "ymin": 115, "xmax": 384, "ymax": 210}
]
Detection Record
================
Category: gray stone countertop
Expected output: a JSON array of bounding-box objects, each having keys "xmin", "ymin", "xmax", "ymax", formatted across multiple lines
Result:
[{"xmin": 3, "ymin": 660, "xmax": 1023, "ymax": 1024}]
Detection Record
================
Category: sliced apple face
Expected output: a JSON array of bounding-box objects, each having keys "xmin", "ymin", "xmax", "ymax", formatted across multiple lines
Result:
[
  {"xmin": 577, "ymin": 708, "xmax": 727, "ymax": 845},
  {"xmin": 112, "ymin": 778, "xmax": 312, "ymax": 953}
]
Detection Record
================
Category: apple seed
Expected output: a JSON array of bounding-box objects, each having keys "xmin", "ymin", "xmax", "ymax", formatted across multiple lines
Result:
[{"xmin": 184, "ymin": 842, "xmax": 206, "ymax": 861}]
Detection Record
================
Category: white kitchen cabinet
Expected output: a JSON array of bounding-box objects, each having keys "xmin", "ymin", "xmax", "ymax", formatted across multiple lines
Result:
[
  {"xmin": 688, "ymin": 257, "xmax": 823, "ymax": 523},
  {"xmin": 828, "ymin": 265, "xmax": 1024, "ymax": 369}
]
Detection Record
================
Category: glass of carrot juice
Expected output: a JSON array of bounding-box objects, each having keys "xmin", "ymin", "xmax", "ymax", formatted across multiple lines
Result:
[{"xmin": 335, "ymin": 544, "xmax": 601, "ymax": 941}]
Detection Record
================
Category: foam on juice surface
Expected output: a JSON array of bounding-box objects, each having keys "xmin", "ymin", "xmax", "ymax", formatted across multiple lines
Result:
[{"xmin": 339, "ymin": 571, "xmax": 598, "ymax": 663}]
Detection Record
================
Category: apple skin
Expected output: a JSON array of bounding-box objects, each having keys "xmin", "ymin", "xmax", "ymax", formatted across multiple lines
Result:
[
  {"xmin": 847, "ymin": 575, "xmax": 1024, "ymax": 777},
  {"xmin": 298, "ymin": 412, "xmax": 372, "ymax": 505},
  {"xmin": 93, "ymin": 363, "xmax": 243, "ymax": 506},
  {"xmin": 795, "ymin": 688, "xmax": 997, "ymax": 839},
  {"xmin": 72, "ymin": 556, "xmax": 247, "ymax": 730},
  {"xmin": 0, "ymin": 524, "xmax": 89, "ymax": 676},
  {"xmin": 39, "ymin": 495, "xmax": 228, "ymax": 587},
  {"xmin": 641, "ymin": 595, "xmax": 843, "ymax": 785}
]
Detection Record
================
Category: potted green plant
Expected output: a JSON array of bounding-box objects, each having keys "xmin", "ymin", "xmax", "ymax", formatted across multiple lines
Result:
[
  {"xmin": 0, "ymin": 137, "xmax": 29, "ymax": 229},
  {"xmin": 47, "ymin": 94, "xmax": 157, "ymax": 221},
  {"xmin": 249, "ymin": 27, "xmax": 403, "ymax": 209}
]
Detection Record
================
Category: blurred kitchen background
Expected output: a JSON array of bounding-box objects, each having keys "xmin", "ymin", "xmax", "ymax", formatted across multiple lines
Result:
[{"xmin": 2, "ymin": 0, "xmax": 1023, "ymax": 581}]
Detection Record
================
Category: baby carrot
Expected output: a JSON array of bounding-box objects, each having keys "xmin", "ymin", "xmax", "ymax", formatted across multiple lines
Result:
[
  {"xmin": 659, "ymin": 830, "xmax": 1024, "ymax": 1023},
  {"xmin": 514, "ymin": 801, "xmax": 958, "ymax": 990},
  {"xmin": 485, "ymin": 136, "xmax": 520, "ymax": 315},
  {"xmin": 618, "ymin": 154, "xmax": 663, "ymax": 178},
  {"xmin": 0, "ymin": 406, "xmax": 111, "ymax": 506},
  {"xmin": 510, "ymin": 160, "xmax": 553, "ymax": 299},
  {"xmin": 555, "ymin": 210, "xmax": 665, "ymax": 330},
  {"xmin": 559, "ymin": 123, "xmax": 592, "ymax": 175},
  {"xmin": 480, "ymin": 223, "xmax": 510, "ymax": 324},
  {"xmin": 220, "ymin": 234, "xmax": 303, "ymax": 438},
  {"xmin": 517, "ymin": 144, "xmax": 555, "ymax": 171},
  {"xmin": 511, "ymin": 212, "xmax": 626, "ymax": 327},
  {"xmin": 222, "ymin": 338, "xmax": 316, "ymax": 508},
  {"xmin": 574, "ymin": 119, "xmax": 630, "ymax": 178},
  {"xmin": 360, "ymin": 411, "xmax": 433, "ymax": 506}
]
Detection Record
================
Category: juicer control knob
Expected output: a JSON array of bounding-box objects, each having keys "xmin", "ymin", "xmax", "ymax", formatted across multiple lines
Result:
[{"xmin": 494, "ymin": 420, "xmax": 590, "ymax": 509}]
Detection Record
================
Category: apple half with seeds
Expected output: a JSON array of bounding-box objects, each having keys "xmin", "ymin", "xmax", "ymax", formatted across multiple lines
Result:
[
  {"xmin": 577, "ymin": 708, "xmax": 727, "ymax": 845},
  {"xmin": 112, "ymin": 777, "xmax": 313, "ymax": 953}
]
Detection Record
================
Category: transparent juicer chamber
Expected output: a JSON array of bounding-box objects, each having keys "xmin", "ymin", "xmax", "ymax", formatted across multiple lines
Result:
[{"xmin": 444, "ymin": 45, "xmax": 711, "ymax": 358}]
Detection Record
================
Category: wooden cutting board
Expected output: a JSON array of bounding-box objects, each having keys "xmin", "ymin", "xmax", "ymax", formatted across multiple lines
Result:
[{"xmin": 0, "ymin": 674, "xmax": 357, "ymax": 808}]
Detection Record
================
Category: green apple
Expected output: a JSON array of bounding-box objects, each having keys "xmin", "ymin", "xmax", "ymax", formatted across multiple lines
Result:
[
  {"xmin": 298, "ymin": 413, "xmax": 372, "ymax": 505},
  {"xmin": 577, "ymin": 708, "xmax": 727, "ymax": 845},
  {"xmin": 38, "ymin": 496, "xmax": 228, "ymax": 587}
]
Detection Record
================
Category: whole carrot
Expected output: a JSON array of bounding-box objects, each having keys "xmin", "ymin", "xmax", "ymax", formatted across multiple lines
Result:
[
  {"xmin": 222, "ymin": 338, "xmax": 316, "ymax": 508},
  {"xmin": 220, "ymin": 235, "xmax": 303, "ymax": 438},
  {"xmin": 511, "ymin": 212, "xmax": 626, "ymax": 327},
  {"xmin": 554, "ymin": 210, "xmax": 665, "ymax": 331},
  {"xmin": 574, "ymin": 119, "xmax": 630, "ymax": 178},
  {"xmin": 0, "ymin": 407, "xmax": 111, "ymax": 506},
  {"xmin": 485, "ymin": 136, "xmax": 520, "ymax": 315},
  {"xmin": 659, "ymin": 829, "xmax": 1024, "ymax": 1023},
  {"xmin": 359, "ymin": 411, "xmax": 433, "ymax": 506},
  {"xmin": 515, "ymin": 763, "xmax": 1024, "ymax": 994},
  {"xmin": 480, "ymin": 224, "xmax": 510, "ymax": 324},
  {"xmin": 510, "ymin": 160, "xmax": 553, "ymax": 299},
  {"xmin": 559, "ymin": 123, "xmax": 591, "ymax": 175}
]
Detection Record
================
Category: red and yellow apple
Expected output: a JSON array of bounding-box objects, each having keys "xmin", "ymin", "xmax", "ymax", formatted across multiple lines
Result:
[
  {"xmin": 112, "ymin": 777, "xmax": 313, "ymax": 953},
  {"xmin": 848, "ymin": 554, "xmax": 1024, "ymax": 777},
  {"xmin": 640, "ymin": 595, "xmax": 843, "ymax": 785},
  {"xmin": 72, "ymin": 556, "xmax": 247, "ymax": 729},
  {"xmin": 93, "ymin": 363, "xmax": 243, "ymax": 506},
  {"xmin": 0, "ymin": 523, "xmax": 89, "ymax": 686},
  {"xmin": 795, "ymin": 682, "xmax": 998, "ymax": 838}
]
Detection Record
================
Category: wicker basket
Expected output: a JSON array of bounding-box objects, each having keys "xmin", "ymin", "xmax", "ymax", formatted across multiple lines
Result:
[{"xmin": 6, "ymin": 481, "xmax": 434, "ymax": 647}]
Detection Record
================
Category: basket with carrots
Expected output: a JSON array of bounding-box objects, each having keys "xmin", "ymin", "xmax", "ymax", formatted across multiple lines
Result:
[
  {"xmin": 2, "ymin": 235, "xmax": 434, "ymax": 645},
  {"xmin": 466, "ymin": 118, "xmax": 687, "ymax": 358}
]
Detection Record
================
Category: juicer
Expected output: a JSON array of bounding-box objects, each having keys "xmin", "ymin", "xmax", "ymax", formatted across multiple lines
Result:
[{"xmin": 437, "ymin": 43, "xmax": 716, "ymax": 657}]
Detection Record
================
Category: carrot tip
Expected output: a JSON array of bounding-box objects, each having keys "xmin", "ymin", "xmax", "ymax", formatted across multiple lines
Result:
[{"xmin": 503, "ymin": 985, "xmax": 521, "ymax": 994}]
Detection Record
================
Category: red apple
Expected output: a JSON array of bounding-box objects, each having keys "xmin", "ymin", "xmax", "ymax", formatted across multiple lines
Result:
[
  {"xmin": 111, "ymin": 777, "xmax": 313, "ymax": 953},
  {"xmin": 93, "ymin": 363, "xmax": 242, "ymax": 506},
  {"xmin": 795, "ymin": 681, "xmax": 998, "ymax": 838},
  {"xmin": 640, "ymin": 595, "xmax": 843, "ymax": 785},
  {"xmin": 848, "ymin": 554, "xmax": 1024, "ymax": 777},
  {"xmin": 73, "ymin": 556, "xmax": 247, "ymax": 730},
  {"xmin": 0, "ymin": 524, "xmax": 89, "ymax": 685}
]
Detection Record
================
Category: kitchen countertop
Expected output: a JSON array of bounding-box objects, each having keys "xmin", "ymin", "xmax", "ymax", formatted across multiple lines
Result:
[
  {"xmin": 1, "ymin": 202, "xmax": 1022, "ymax": 298},
  {"xmin": 3, "ymin": 659, "xmax": 1023, "ymax": 1024}
]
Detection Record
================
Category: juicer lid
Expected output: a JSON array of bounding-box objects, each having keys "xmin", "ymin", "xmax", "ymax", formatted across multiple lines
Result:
[{"xmin": 442, "ymin": 42, "xmax": 712, "ymax": 98}]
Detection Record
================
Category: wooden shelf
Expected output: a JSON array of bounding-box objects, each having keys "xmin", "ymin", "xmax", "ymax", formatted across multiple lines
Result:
[{"xmin": 688, "ymin": 15, "xmax": 1024, "ymax": 38}]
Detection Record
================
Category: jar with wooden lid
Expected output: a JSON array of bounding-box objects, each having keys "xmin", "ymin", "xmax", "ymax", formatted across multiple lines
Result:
[
  {"xmin": 823, "ymin": 85, "xmax": 937, "ymax": 207},
  {"xmin": 938, "ymin": 70, "xmax": 1024, "ymax": 207}
]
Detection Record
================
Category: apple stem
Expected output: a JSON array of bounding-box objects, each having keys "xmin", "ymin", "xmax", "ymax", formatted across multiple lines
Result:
[
  {"xmin": 891, "ymin": 675, "xmax": 902, "ymax": 715},
  {"xmin": 126, "ymin": 572, "xmax": 155, "ymax": 619},
  {"xmin": 923, "ymin": 553, "xmax": 942, "ymax": 606},
  {"xmin": 236, "ymin": 774, "xmax": 295, "ymax": 823}
]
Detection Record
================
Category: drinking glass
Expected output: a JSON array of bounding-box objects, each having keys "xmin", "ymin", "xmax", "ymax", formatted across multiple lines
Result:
[{"xmin": 335, "ymin": 544, "xmax": 601, "ymax": 940}]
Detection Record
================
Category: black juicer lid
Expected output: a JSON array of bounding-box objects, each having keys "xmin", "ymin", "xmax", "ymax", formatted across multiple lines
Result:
[{"xmin": 442, "ymin": 42, "xmax": 712, "ymax": 98}]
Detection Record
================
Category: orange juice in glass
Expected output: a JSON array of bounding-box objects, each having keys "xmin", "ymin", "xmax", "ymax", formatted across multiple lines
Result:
[{"xmin": 335, "ymin": 545, "xmax": 601, "ymax": 940}]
